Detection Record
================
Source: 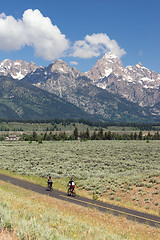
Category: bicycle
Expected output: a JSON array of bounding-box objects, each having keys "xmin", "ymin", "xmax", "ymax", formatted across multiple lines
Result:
[
  {"xmin": 68, "ymin": 187, "xmax": 76, "ymax": 197},
  {"xmin": 46, "ymin": 182, "xmax": 53, "ymax": 191}
]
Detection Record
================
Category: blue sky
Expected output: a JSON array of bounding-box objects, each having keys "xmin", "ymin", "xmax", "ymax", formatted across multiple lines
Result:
[{"xmin": 0, "ymin": 0, "xmax": 159, "ymax": 73}]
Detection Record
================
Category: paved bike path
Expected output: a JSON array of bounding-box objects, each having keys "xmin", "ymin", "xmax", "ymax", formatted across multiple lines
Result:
[{"xmin": 0, "ymin": 173, "xmax": 159, "ymax": 228}]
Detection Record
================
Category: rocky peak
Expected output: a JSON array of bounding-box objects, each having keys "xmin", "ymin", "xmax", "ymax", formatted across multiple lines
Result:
[
  {"xmin": 126, "ymin": 62, "xmax": 160, "ymax": 89},
  {"xmin": 103, "ymin": 52, "xmax": 121, "ymax": 63},
  {"xmin": 48, "ymin": 59, "xmax": 72, "ymax": 74},
  {"xmin": 137, "ymin": 62, "xmax": 143, "ymax": 67},
  {"xmin": 126, "ymin": 62, "xmax": 150, "ymax": 74},
  {"xmin": 71, "ymin": 67, "xmax": 83, "ymax": 78},
  {"xmin": 44, "ymin": 59, "xmax": 83, "ymax": 80},
  {"xmin": 0, "ymin": 59, "xmax": 38, "ymax": 80},
  {"xmin": 22, "ymin": 58, "xmax": 84, "ymax": 99},
  {"xmin": 84, "ymin": 52, "xmax": 160, "ymax": 108},
  {"xmin": 86, "ymin": 52, "xmax": 124, "ymax": 82}
]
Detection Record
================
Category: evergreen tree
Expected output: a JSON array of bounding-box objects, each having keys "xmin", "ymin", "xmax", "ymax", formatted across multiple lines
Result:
[
  {"xmin": 154, "ymin": 131, "xmax": 160, "ymax": 140},
  {"xmin": 43, "ymin": 132, "xmax": 47, "ymax": 140},
  {"xmin": 138, "ymin": 131, "xmax": 143, "ymax": 140},
  {"xmin": 98, "ymin": 128, "xmax": 103, "ymax": 139},
  {"xmin": 85, "ymin": 128, "xmax": 90, "ymax": 139},
  {"xmin": 146, "ymin": 131, "xmax": 151, "ymax": 140},
  {"xmin": 91, "ymin": 130, "xmax": 97, "ymax": 140},
  {"xmin": 134, "ymin": 132, "xmax": 138, "ymax": 140},
  {"xmin": 32, "ymin": 131, "xmax": 38, "ymax": 141},
  {"xmin": 130, "ymin": 132, "xmax": 134, "ymax": 140},
  {"xmin": 108, "ymin": 130, "xmax": 112, "ymax": 140},
  {"xmin": 73, "ymin": 127, "xmax": 78, "ymax": 140}
]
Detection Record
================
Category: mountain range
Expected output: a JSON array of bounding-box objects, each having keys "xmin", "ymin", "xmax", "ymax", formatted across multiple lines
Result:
[
  {"xmin": 86, "ymin": 53, "xmax": 160, "ymax": 108},
  {"xmin": 0, "ymin": 75, "xmax": 98, "ymax": 121},
  {"xmin": 0, "ymin": 53, "xmax": 160, "ymax": 122},
  {"xmin": 0, "ymin": 59, "xmax": 38, "ymax": 80}
]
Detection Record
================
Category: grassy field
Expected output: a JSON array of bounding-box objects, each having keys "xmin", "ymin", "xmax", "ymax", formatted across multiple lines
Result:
[
  {"xmin": 0, "ymin": 140, "xmax": 159, "ymax": 216},
  {"xmin": 1, "ymin": 121, "xmax": 159, "ymax": 136},
  {"xmin": 0, "ymin": 180, "xmax": 159, "ymax": 240},
  {"xmin": 0, "ymin": 121, "xmax": 103, "ymax": 135}
]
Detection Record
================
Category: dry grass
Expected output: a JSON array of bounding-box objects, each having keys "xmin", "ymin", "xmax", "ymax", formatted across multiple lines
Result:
[
  {"xmin": 0, "ymin": 230, "xmax": 18, "ymax": 240},
  {"xmin": 40, "ymin": 195, "xmax": 160, "ymax": 240},
  {"xmin": 0, "ymin": 180, "xmax": 159, "ymax": 240}
]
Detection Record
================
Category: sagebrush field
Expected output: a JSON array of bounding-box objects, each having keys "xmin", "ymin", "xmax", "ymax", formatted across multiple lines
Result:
[
  {"xmin": 0, "ymin": 140, "xmax": 159, "ymax": 215},
  {"xmin": 1, "ymin": 180, "xmax": 159, "ymax": 240}
]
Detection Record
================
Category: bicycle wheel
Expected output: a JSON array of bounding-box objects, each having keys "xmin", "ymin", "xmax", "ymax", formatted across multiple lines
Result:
[
  {"xmin": 68, "ymin": 188, "xmax": 71, "ymax": 196},
  {"xmin": 72, "ymin": 190, "xmax": 76, "ymax": 197}
]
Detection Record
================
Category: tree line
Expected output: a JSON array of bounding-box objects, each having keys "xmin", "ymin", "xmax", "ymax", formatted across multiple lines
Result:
[
  {"xmin": 0, "ymin": 119, "xmax": 160, "ymax": 131},
  {"xmin": 73, "ymin": 128, "xmax": 160, "ymax": 140},
  {"xmin": 18, "ymin": 128, "xmax": 160, "ymax": 142}
]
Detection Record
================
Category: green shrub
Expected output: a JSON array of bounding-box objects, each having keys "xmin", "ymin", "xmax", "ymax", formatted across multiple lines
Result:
[
  {"xmin": 152, "ymin": 191, "xmax": 159, "ymax": 195},
  {"xmin": 132, "ymin": 196, "xmax": 137, "ymax": 201},
  {"xmin": 116, "ymin": 197, "xmax": 121, "ymax": 202},
  {"xmin": 138, "ymin": 188, "xmax": 143, "ymax": 192},
  {"xmin": 109, "ymin": 192, "xmax": 115, "ymax": 195},
  {"xmin": 145, "ymin": 183, "xmax": 152, "ymax": 188},
  {"xmin": 145, "ymin": 206, "xmax": 150, "ymax": 210},
  {"xmin": 136, "ymin": 182, "xmax": 144, "ymax": 187},
  {"xmin": 149, "ymin": 178, "xmax": 157, "ymax": 183},
  {"xmin": 92, "ymin": 194, "xmax": 99, "ymax": 200},
  {"xmin": 121, "ymin": 188, "xmax": 127, "ymax": 192},
  {"xmin": 110, "ymin": 196, "xmax": 114, "ymax": 200}
]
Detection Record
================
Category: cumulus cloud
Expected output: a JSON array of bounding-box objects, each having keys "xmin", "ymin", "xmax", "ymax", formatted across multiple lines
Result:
[
  {"xmin": 70, "ymin": 33, "xmax": 126, "ymax": 58},
  {"xmin": 0, "ymin": 10, "xmax": 126, "ymax": 61},
  {"xmin": 70, "ymin": 61, "xmax": 79, "ymax": 65},
  {"xmin": 0, "ymin": 9, "xmax": 69, "ymax": 60}
]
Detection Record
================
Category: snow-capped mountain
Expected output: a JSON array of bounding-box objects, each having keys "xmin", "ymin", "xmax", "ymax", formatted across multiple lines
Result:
[
  {"xmin": 0, "ymin": 59, "xmax": 38, "ymax": 80},
  {"xmin": 86, "ymin": 52, "xmax": 125, "ymax": 82},
  {"xmin": 126, "ymin": 62, "xmax": 160, "ymax": 90},
  {"xmin": 21, "ymin": 58, "xmax": 159, "ymax": 122},
  {"xmin": 23, "ymin": 59, "xmax": 83, "ymax": 98},
  {"xmin": 86, "ymin": 52, "xmax": 160, "ymax": 107},
  {"xmin": 0, "ymin": 54, "xmax": 160, "ymax": 121}
]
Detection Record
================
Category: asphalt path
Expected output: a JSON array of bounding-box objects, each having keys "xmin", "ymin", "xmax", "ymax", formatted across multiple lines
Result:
[{"xmin": 0, "ymin": 173, "xmax": 159, "ymax": 228}]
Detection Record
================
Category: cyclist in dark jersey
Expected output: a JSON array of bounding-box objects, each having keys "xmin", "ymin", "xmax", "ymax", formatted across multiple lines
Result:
[{"xmin": 47, "ymin": 175, "xmax": 53, "ymax": 188}]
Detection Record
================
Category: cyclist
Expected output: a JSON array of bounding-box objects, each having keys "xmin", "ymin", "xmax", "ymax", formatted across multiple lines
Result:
[
  {"xmin": 68, "ymin": 178, "xmax": 75, "ymax": 193},
  {"xmin": 47, "ymin": 175, "xmax": 53, "ymax": 189}
]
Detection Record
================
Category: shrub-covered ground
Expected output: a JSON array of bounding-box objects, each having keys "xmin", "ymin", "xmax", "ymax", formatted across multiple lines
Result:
[
  {"xmin": 0, "ymin": 140, "xmax": 159, "ymax": 215},
  {"xmin": 0, "ymin": 180, "xmax": 160, "ymax": 240}
]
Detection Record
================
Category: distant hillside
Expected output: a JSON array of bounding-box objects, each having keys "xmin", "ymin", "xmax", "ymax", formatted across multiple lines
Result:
[{"xmin": 0, "ymin": 76, "xmax": 99, "ymax": 121}]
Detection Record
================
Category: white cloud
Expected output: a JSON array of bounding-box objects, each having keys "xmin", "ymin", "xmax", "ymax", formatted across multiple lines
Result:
[
  {"xmin": 0, "ymin": 10, "xmax": 126, "ymax": 61},
  {"xmin": 70, "ymin": 61, "xmax": 79, "ymax": 65},
  {"xmin": 0, "ymin": 9, "xmax": 69, "ymax": 60},
  {"xmin": 71, "ymin": 33, "xmax": 126, "ymax": 58}
]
